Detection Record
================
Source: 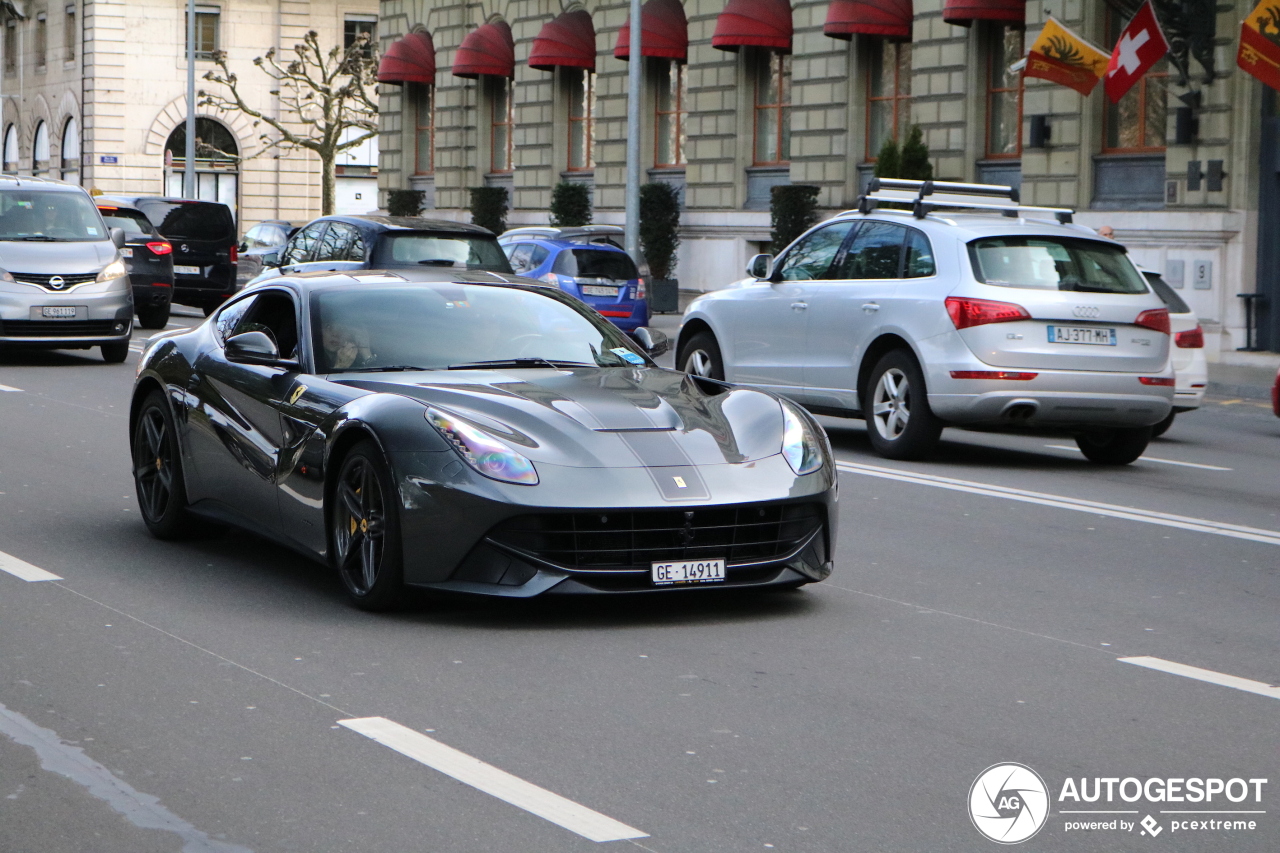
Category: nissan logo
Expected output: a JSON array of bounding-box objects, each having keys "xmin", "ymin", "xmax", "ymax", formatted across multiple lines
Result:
[
  {"xmin": 1072, "ymin": 305, "xmax": 1100, "ymax": 319},
  {"xmin": 181, "ymin": 244, "xmax": 190, "ymax": 253},
  {"xmin": 48, "ymin": 275, "xmax": 67, "ymax": 290}
]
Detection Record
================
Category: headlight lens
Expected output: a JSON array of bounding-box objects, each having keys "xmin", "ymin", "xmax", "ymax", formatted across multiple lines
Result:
[
  {"xmin": 97, "ymin": 259, "xmax": 128, "ymax": 282},
  {"xmin": 425, "ymin": 407, "xmax": 539, "ymax": 485},
  {"xmin": 780, "ymin": 402, "xmax": 824, "ymax": 475},
  {"xmin": 0, "ymin": 268, "xmax": 14, "ymax": 283}
]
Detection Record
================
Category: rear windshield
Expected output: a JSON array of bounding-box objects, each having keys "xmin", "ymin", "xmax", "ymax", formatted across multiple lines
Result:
[
  {"xmin": 968, "ymin": 237, "xmax": 1148, "ymax": 294},
  {"xmin": 136, "ymin": 200, "xmax": 235, "ymax": 242},
  {"xmin": 551, "ymin": 248, "xmax": 639, "ymax": 280},
  {"xmin": 372, "ymin": 232, "xmax": 513, "ymax": 273},
  {"xmin": 0, "ymin": 190, "xmax": 108, "ymax": 242},
  {"xmin": 1144, "ymin": 273, "xmax": 1191, "ymax": 314},
  {"xmin": 98, "ymin": 208, "xmax": 155, "ymax": 239}
]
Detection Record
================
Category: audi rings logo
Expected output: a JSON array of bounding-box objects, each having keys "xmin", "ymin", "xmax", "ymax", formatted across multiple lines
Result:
[
  {"xmin": 968, "ymin": 763, "xmax": 1050, "ymax": 844},
  {"xmin": 1072, "ymin": 305, "xmax": 1100, "ymax": 319},
  {"xmin": 48, "ymin": 275, "xmax": 67, "ymax": 290}
]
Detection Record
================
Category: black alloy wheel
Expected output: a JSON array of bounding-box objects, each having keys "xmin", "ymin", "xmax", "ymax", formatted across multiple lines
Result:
[
  {"xmin": 101, "ymin": 341, "xmax": 129, "ymax": 363},
  {"xmin": 864, "ymin": 349, "xmax": 944, "ymax": 461},
  {"xmin": 331, "ymin": 441, "xmax": 404, "ymax": 610},
  {"xmin": 677, "ymin": 331, "xmax": 725, "ymax": 380},
  {"xmin": 1074, "ymin": 426, "xmax": 1152, "ymax": 465},
  {"xmin": 132, "ymin": 391, "xmax": 208, "ymax": 538}
]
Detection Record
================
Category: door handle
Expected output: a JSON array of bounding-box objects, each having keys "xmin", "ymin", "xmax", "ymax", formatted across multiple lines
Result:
[
  {"xmin": 862, "ymin": 302, "xmax": 880, "ymax": 313},
  {"xmin": 791, "ymin": 302, "xmax": 808, "ymax": 311}
]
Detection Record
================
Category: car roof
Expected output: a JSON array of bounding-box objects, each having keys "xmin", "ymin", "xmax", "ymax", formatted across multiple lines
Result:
[
  {"xmin": 243, "ymin": 266, "xmax": 551, "ymax": 296},
  {"xmin": 310, "ymin": 214, "xmax": 496, "ymax": 236},
  {"xmin": 0, "ymin": 175, "xmax": 91, "ymax": 192},
  {"xmin": 99, "ymin": 195, "xmax": 233, "ymax": 210},
  {"xmin": 498, "ymin": 225, "xmax": 624, "ymax": 243},
  {"xmin": 828, "ymin": 207, "xmax": 1105, "ymax": 243},
  {"xmin": 93, "ymin": 198, "xmax": 148, "ymax": 213}
]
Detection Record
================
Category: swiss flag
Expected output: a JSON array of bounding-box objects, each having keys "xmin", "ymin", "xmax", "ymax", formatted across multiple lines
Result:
[{"xmin": 1104, "ymin": 1, "xmax": 1170, "ymax": 104}]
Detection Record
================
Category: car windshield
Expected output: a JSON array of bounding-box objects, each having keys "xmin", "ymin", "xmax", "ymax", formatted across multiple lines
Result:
[
  {"xmin": 135, "ymin": 200, "xmax": 236, "ymax": 241},
  {"xmin": 372, "ymin": 232, "xmax": 513, "ymax": 273},
  {"xmin": 98, "ymin": 207, "xmax": 154, "ymax": 239},
  {"xmin": 1144, "ymin": 272, "xmax": 1191, "ymax": 314},
  {"xmin": 0, "ymin": 190, "xmax": 108, "ymax": 242},
  {"xmin": 968, "ymin": 237, "xmax": 1148, "ymax": 294},
  {"xmin": 551, "ymin": 248, "xmax": 639, "ymax": 280},
  {"xmin": 310, "ymin": 284, "xmax": 646, "ymax": 373}
]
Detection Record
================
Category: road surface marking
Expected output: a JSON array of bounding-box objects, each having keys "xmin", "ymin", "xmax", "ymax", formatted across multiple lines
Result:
[
  {"xmin": 0, "ymin": 550, "xmax": 62, "ymax": 581},
  {"xmin": 0, "ymin": 382, "xmax": 21, "ymax": 392},
  {"xmin": 1119, "ymin": 656, "xmax": 1280, "ymax": 701},
  {"xmin": 338, "ymin": 717, "xmax": 648, "ymax": 843},
  {"xmin": 1044, "ymin": 444, "xmax": 1231, "ymax": 471},
  {"xmin": 835, "ymin": 461, "xmax": 1280, "ymax": 546}
]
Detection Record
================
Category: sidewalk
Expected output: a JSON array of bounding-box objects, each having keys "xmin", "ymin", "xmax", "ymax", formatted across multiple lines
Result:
[{"xmin": 1208, "ymin": 359, "xmax": 1279, "ymax": 400}]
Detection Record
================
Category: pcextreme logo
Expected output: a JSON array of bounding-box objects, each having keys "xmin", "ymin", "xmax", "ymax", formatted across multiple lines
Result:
[{"xmin": 968, "ymin": 763, "xmax": 1050, "ymax": 844}]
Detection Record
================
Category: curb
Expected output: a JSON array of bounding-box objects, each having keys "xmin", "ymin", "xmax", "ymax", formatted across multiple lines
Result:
[{"xmin": 1206, "ymin": 381, "xmax": 1273, "ymax": 401}]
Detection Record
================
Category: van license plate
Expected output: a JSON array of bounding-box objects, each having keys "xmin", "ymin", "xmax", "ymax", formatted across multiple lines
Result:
[
  {"xmin": 651, "ymin": 559, "xmax": 726, "ymax": 586},
  {"xmin": 1047, "ymin": 326, "xmax": 1116, "ymax": 346},
  {"xmin": 174, "ymin": 265, "xmax": 201, "ymax": 275},
  {"xmin": 120, "ymin": 248, "xmax": 133, "ymax": 258},
  {"xmin": 41, "ymin": 306, "xmax": 77, "ymax": 318},
  {"xmin": 581, "ymin": 285, "xmax": 619, "ymax": 297}
]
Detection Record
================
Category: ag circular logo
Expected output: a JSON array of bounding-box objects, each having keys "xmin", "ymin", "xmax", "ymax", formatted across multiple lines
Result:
[{"xmin": 968, "ymin": 763, "xmax": 1049, "ymax": 844}]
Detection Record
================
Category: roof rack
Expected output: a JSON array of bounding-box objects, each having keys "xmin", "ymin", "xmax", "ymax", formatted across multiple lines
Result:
[{"xmin": 855, "ymin": 178, "xmax": 1074, "ymax": 224}]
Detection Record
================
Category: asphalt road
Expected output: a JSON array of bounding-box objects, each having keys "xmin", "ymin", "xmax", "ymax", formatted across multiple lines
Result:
[{"xmin": 1, "ymin": 309, "xmax": 1277, "ymax": 853}]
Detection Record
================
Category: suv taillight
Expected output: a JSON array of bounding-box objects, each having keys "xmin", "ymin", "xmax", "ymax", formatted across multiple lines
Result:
[
  {"xmin": 945, "ymin": 296, "xmax": 1031, "ymax": 330},
  {"xmin": 635, "ymin": 278, "xmax": 646, "ymax": 300},
  {"xmin": 1175, "ymin": 325, "xmax": 1204, "ymax": 348},
  {"xmin": 1134, "ymin": 308, "xmax": 1171, "ymax": 335},
  {"xmin": 146, "ymin": 241, "xmax": 173, "ymax": 256},
  {"xmin": 230, "ymin": 244, "xmax": 238, "ymax": 264}
]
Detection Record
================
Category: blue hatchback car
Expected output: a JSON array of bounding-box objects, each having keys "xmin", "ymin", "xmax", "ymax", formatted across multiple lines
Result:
[{"xmin": 499, "ymin": 226, "xmax": 649, "ymax": 333}]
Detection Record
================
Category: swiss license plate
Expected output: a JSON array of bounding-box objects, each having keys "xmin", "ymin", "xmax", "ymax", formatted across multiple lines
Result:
[
  {"xmin": 1047, "ymin": 326, "xmax": 1116, "ymax": 346},
  {"xmin": 174, "ymin": 265, "xmax": 201, "ymax": 275},
  {"xmin": 581, "ymin": 285, "xmax": 619, "ymax": 297},
  {"xmin": 41, "ymin": 306, "xmax": 77, "ymax": 318},
  {"xmin": 120, "ymin": 247, "xmax": 133, "ymax": 258},
  {"xmin": 651, "ymin": 558, "xmax": 726, "ymax": 586}
]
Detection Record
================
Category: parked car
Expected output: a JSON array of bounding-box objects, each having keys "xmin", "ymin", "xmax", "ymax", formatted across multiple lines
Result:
[
  {"xmin": 247, "ymin": 215, "xmax": 511, "ymax": 284},
  {"xmin": 1273, "ymin": 365, "xmax": 1280, "ymax": 418},
  {"xmin": 1141, "ymin": 269, "xmax": 1207, "ymax": 436},
  {"xmin": 107, "ymin": 196, "xmax": 237, "ymax": 316},
  {"xmin": 237, "ymin": 219, "xmax": 299, "ymax": 288},
  {"xmin": 0, "ymin": 176, "xmax": 133, "ymax": 362},
  {"xmin": 676, "ymin": 179, "xmax": 1175, "ymax": 465},
  {"xmin": 96, "ymin": 199, "xmax": 175, "ymax": 329},
  {"xmin": 130, "ymin": 269, "xmax": 835, "ymax": 610},
  {"xmin": 497, "ymin": 226, "xmax": 649, "ymax": 333}
]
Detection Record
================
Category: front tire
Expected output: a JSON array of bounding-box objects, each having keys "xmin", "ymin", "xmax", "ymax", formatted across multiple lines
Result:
[
  {"xmin": 1075, "ymin": 426, "xmax": 1152, "ymax": 464},
  {"xmin": 101, "ymin": 341, "xmax": 129, "ymax": 363},
  {"xmin": 677, "ymin": 331, "xmax": 724, "ymax": 380},
  {"xmin": 132, "ymin": 391, "xmax": 205, "ymax": 539},
  {"xmin": 864, "ymin": 350, "xmax": 943, "ymax": 460},
  {"xmin": 330, "ymin": 440, "xmax": 405, "ymax": 611}
]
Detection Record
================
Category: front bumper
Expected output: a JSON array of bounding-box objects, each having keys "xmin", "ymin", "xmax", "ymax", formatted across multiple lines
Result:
[{"xmin": 0, "ymin": 277, "xmax": 133, "ymax": 346}]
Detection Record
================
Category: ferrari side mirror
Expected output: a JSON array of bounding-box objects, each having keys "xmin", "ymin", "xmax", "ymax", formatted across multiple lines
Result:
[
  {"xmin": 225, "ymin": 330, "xmax": 297, "ymax": 370},
  {"xmin": 633, "ymin": 326, "xmax": 669, "ymax": 358}
]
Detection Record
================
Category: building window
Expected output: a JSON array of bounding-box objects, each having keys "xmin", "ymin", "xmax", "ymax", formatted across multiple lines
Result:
[
  {"xmin": 566, "ymin": 68, "xmax": 595, "ymax": 171},
  {"xmin": 655, "ymin": 60, "xmax": 687, "ymax": 168},
  {"xmin": 65, "ymin": 4, "xmax": 75, "ymax": 62},
  {"xmin": 2, "ymin": 125, "xmax": 17, "ymax": 171},
  {"xmin": 1102, "ymin": 10, "xmax": 1166, "ymax": 152},
  {"xmin": 753, "ymin": 51, "xmax": 791, "ymax": 166},
  {"xmin": 187, "ymin": 6, "xmax": 219, "ymax": 60},
  {"xmin": 165, "ymin": 118, "xmax": 239, "ymax": 211},
  {"xmin": 344, "ymin": 15, "xmax": 376, "ymax": 59},
  {"xmin": 60, "ymin": 117, "xmax": 79, "ymax": 183},
  {"xmin": 35, "ymin": 13, "xmax": 47, "ymax": 68},
  {"xmin": 412, "ymin": 83, "xmax": 434, "ymax": 175},
  {"xmin": 488, "ymin": 76, "xmax": 513, "ymax": 173},
  {"xmin": 3, "ymin": 20, "xmax": 14, "ymax": 73},
  {"xmin": 32, "ymin": 121, "xmax": 49, "ymax": 176},
  {"xmin": 867, "ymin": 40, "xmax": 911, "ymax": 159},
  {"xmin": 987, "ymin": 26, "xmax": 1023, "ymax": 158}
]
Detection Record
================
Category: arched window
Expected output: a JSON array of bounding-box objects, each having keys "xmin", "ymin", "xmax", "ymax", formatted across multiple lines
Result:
[
  {"xmin": 164, "ymin": 117, "xmax": 239, "ymax": 211},
  {"xmin": 32, "ymin": 121, "xmax": 49, "ymax": 176},
  {"xmin": 61, "ymin": 118, "xmax": 80, "ymax": 184},
  {"xmin": 2, "ymin": 125, "xmax": 17, "ymax": 173}
]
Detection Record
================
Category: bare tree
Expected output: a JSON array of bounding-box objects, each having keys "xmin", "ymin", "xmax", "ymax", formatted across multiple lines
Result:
[{"xmin": 199, "ymin": 30, "xmax": 378, "ymax": 215}]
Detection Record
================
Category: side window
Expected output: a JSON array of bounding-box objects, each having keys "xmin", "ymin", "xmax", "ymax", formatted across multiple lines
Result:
[
  {"xmin": 215, "ymin": 295, "xmax": 257, "ymax": 344},
  {"xmin": 509, "ymin": 243, "xmax": 535, "ymax": 273},
  {"xmin": 232, "ymin": 290, "xmax": 300, "ymax": 359},
  {"xmin": 838, "ymin": 221, "xmax": 907, "ymax": 280},
  {"xmin": 904, "ymin": 229, "xmax": 935, "ymax": 278},
  {"xmin": 313, "ymin": 223, "xmax": 349, "ymax": 263},
  {"xmin": 282, "ymin": 223, "xmax": 325, "ymax": 265},
  {"xmin": 776, "ymin": 222, "xmax": 856, "ymax": 281},
  {"xmin": 347, "ymin": 229, "xmax": 367, "ymax": 262},
  {"xmin": 528, "ymin": 244, "xmax": 549, "ymax": 268}
]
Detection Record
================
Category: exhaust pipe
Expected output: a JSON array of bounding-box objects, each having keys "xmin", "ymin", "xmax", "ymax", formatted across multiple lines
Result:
[{"xmin": 1001, "ymin": 400, "xmax": 1039, "ymax": 421}]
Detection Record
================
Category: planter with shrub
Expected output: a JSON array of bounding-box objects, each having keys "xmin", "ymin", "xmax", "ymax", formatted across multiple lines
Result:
[
  {"xmin": 387, "ymin": 189, "xmax": 425, "ymax": 217},
  {"xmin": 550, "ymin": 182, "xmax": 592, "ymax": 227},
  {"xmin": 769, "ymin": 184, "xmax": 820, "ymax": 254},
  {"xmin": 639, "ymin": 182, "xmax": 681, "ymax": 313},
  {"xmin": 469, "ymin": 187, "xmax": 508, "ymax": 235}
]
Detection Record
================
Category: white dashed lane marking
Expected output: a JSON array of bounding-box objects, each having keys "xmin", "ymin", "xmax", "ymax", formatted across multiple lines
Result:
[
  {"xmin": 835, "ymin": 461, "xmax": 1280, "ymax": 547},
  {"xmin": 0, "ymin": 549, "xmax": 63, "ymax": 582},
  {"xmin": 339, "ymin": 717, "xmax": 649, "ymax": 843},
  {"xmin": 1044, "ymin": 444, "xmax": 1232, "ymax": 471},
  {"xmin": 0, "ymin": 382, "xmax": 21, "ymax": 392},
  {"xmin": 1120, "ymin": 657, "xmax": 1280, "ymax": 702}
]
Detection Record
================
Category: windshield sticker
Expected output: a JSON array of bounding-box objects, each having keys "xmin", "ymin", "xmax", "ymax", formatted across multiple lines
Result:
[
  {"xmin": 87, "ymin": 227, "xmax": 100, "ymax": 236},
  {"xmin": 610, "ymin": 347, "xmax": 645, "ymax": 365}
]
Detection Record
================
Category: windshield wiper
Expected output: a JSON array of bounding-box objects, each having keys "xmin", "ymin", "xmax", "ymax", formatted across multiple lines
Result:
[
  {"xmin": 345, "ymin": 364, "xmax": 432, "ymax": 373},
  {"xmin": 448, "ymin": 358, "xmax": 595, "ymax": 370},
  {"xmin": 13, "ymin": 235, "xmax": 58, "ymax": 241},
  {"xmin": 417, "ymin": 259, "xmax": 458, "ymax": 266}
]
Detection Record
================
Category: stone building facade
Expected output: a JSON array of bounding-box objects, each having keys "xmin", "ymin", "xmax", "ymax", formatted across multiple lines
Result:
[
  {"xmin": 376, "ymin": 0, "xmax": 1279, "ymax": 355},
  {"xmin": 0, "ymin": 0, "xmax": 379, "ymax": 227}
]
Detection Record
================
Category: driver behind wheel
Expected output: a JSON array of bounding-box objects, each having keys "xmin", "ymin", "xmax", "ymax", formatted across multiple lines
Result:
[{"xmin": 322, "ymin": 317, "xmax": 374, "ymax": 370}]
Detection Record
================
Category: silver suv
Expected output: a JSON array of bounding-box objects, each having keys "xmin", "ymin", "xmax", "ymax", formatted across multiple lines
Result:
[
  {"xmin": 0, "ymin": 176, "xmax": 132, "ymax": 362},
  {"xmin": 676, "ymin": 180, "xmax": 1175, "ymax": 465}
]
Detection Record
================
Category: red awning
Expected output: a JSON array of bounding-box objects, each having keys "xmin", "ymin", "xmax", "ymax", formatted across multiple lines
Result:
[
  {"xmin": 824, "ymin": 0, "xmax": 912, "ymax": 40},
  {"xmin": 614, "ymin": 0, "xmax": 689, "ymax": 61},
  {"xmin": 712, "ymin": 0, "xmax": 793, "ymax": 53},
  {"xmin": 452, "ymin": 20, "xmax": 515, "ymax": 78},
  {"xmin": 529, "ymin": 10, "xmax": 597, "ymax": 71},
  {"xmin": 942, "ymin": 0, "xmax": 1024, "ymax": 26},
  {"xmin": 377, "ymin": 31, "xmax": 436, "ymax": 85}
]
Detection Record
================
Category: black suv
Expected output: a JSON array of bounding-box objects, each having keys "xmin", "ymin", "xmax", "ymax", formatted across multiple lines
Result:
[
  {"xmin": 96, "ymin": 199, "xmax": 175, "ymax": 329},
  {"xmin": 110, "ymin": 196, "xmax": 237, "ymax": 316}
]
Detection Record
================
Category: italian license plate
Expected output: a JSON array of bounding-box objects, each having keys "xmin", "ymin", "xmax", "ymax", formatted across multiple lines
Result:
[
  {"xmin": 1047, "ymin": 326, "xmax": 1116, "ymax": 346},
  {"xmin": 120, "ymin": 248, "xmax": 133, "ymax": 258},
  {"xmin": 651, "ymin": 558, "xmax": 726, "ymax": 586},
  {"xmin": 174, "ymin": 265, "xmax": 201, "ymax": 275},
  {"xmin": 41, "ymin": 306, "xmax": 77, "ymax": 318},
  {"xmin": 581, "ymin": 285, "xmax": 619, "ymax": 297}
]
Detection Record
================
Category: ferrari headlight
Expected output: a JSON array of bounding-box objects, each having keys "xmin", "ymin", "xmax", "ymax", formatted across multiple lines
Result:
[
  {"xmin": 780, "ymin": 402, "xmax": 824, "ymax": 475},
  {"xmin": 97, "ymin": 259, "xmax": 128, "ymax": 282},
  {"xmin": 426, "ymin": 407, "xmax": 539, "ymax": 485}
]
